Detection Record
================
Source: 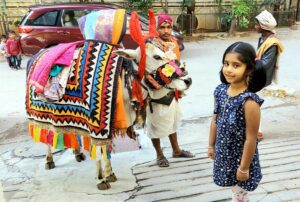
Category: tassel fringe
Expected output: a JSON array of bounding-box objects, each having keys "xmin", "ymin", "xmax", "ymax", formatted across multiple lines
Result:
[{"xmin": 28, "ymin": 123, "xmax": 112, "ymax": 160}]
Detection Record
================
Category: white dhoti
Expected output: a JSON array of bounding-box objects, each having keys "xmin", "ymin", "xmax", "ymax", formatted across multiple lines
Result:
[{"xmin": 146, "ymin": 99, "xmax": 182, "ymax": 139}]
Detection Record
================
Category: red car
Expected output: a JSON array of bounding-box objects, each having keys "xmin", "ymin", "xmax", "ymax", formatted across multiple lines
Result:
[{"xmin": 18, "ymin": 3, "xmax": 184, "ymax": 55}]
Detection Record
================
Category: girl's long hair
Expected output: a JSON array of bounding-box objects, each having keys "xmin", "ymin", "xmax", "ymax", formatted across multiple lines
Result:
[{"xmin": 220, "ymin": 42, "xmax": 266, "ymax": 93}]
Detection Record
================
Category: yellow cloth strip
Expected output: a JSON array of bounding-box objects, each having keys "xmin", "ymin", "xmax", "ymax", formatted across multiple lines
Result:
[
  {"xmin": 101, "ymin": 145, "xmax": 107, "ymax": 161},
  {"xmin": 33, "ymin": 126, "xmax": 40, "ymax": 142},
  {"xmin": 52, "ymin": 132, "xmax": 58, "ymax": 149},
  {"xmin": 91, "ymin": 145, "xmax": 96, "ymax": 160},
  {"xmin": 112, "ymin": 9, "xmax": 125, "ymax": 44}
]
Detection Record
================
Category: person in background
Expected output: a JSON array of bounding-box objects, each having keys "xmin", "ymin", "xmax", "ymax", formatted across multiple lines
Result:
[
  {"xmin": 0, "ymin": 35, "xmax": 12, "ymax": 68},
  {"xmin": 6, "ymin": 31, "xmax": 22, "ymax": 70},
  {"xmin": 255, "ymin": 10, "xmax": 284, "ymax": 140},
  {"xmin": 64, "ymin": 11, "xmax": 79, "ymax": 27},
  {"xmin": 157, "ymin": 14, "xmax": 181, "ymax": 59},
  {"xmin": 208, "ymin": 42, "xmax": 266, "ymax": 202}
]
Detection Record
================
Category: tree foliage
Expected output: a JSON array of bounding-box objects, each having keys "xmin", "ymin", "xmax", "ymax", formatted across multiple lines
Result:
[
  {"xmin": 226, "ymin": 0, "xmax": 282, "ymax": 29},
  {"xmin": 228, "ymin": 0, "xmax": 260, "ymax": 29},
  {"xmin": 126, "ymin": 0, "xmax": 154, "ymax": 17}
]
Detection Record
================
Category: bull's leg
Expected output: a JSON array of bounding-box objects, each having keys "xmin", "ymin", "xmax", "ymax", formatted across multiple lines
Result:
[
  {"xmin": 104, "ymin": 159, "xmax": 117, "ymax": 183},
  {"xmin": 73, "ymin": 148, "xmax": 86, "ymax": 162},
  {"xmin": 45, "ymin": 145, "xmax": 55, "ymax": 170},
  {"xmin": 95, "ymin": 145, "xmax": 117, "ymax": 190},
  {"xmin": 96, "ymin": 158, "xmax": 111, "ymax": 190}
]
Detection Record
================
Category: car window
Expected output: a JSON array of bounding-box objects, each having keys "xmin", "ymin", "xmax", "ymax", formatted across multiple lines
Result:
[
  {"xmin": 62, "ymin": 9, "xmax": 97, "ymax": 27},
  {"xmin": 25, "ymin": 11, "xmax": 59, "ymax": 26},
  {"xmin": 126, "ymin": 16, "xmax": 148, "ymax": 31},
  {"xmin": 20, "ymin": 11, "xmax": 30, "ymax": 26}
]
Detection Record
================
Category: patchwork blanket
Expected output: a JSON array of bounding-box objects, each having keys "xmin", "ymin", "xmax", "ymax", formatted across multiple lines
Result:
[{"xmin": 26, "ymin": 40, "xmax": 122, "ymax": 140}]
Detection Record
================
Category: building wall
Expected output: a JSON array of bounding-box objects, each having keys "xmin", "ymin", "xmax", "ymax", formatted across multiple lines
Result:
[{"xmin": 0, "ymin": 0, "xmax": 279, "ymax": 35}]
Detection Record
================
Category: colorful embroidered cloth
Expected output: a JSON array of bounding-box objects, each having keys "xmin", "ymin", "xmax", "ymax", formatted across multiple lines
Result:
[
  {"xmin": 29, "ymin": 41, "xmax": 84, "ymax": 93},
  {"xmin": 26, "ymin": 9, "xmax": 129, "ymax": 159},
  {"xmin": 144, "ymin": 60, "xmax": 185, "ymax": 90},
  {"xmin": 77, "ymin": 9, "xmax": 126, "ymax": 45},
  {"xmin": 26, "ymin": 40, "xmax": 122, "ymax": 140}
]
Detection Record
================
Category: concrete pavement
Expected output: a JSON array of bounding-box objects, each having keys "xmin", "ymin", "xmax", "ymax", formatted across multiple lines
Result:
[
  {"xmin": 129, "ymin": 123, "xmax": 300, "ymax": 202},
  {"xmin": 1, "ymin": 27, "xmax": 300, "ymax": 202}
]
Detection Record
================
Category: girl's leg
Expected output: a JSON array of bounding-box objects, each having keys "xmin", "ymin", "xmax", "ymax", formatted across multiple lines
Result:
[{"xmin": 231, "ymin": 185, "xmax": 249, "ymax": 202}]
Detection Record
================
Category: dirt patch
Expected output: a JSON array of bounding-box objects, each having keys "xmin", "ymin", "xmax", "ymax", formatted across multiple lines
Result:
[
  {"xmin": 0, "ymin": 121, "xmax": 28, "ymax": 143},
  {"xmin": 260, "ymin": 90, "xmax": 300, "ymax": 105}
]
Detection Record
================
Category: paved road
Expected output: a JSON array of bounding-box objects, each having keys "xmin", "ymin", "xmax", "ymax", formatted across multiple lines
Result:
[{"xmin": 1, "ymin": 28, "xmax": 300, "ymax": 201}]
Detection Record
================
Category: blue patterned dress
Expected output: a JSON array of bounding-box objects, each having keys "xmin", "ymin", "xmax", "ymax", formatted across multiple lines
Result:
[{"xmin": 213, "ymin": 84, "xmax": 263, "ymax": 191}]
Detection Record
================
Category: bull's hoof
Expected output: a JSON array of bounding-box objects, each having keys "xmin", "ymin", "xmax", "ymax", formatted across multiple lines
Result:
[
  {"xmin": 107, "ymin": 173, "xmax": 117, "ymax": 183},
  {"xmin": 45, "ymin": 161, "xmax": 55, "ymax": 170},
  {"xmin": 97, "ymin": 181, "xmax": 111, "ymax": 190},
  {"xmin": 98, "ymin": 172, "xmax": 103, "ymax": 180},
  {"xmin": 75, "ymin": 153, "xmax": 86, "ymax": 162}
]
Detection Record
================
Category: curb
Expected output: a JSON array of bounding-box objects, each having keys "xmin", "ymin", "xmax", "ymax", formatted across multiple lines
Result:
[
  {"xmin": 183, "ymin": 31, "xmax": 252, "ymax": 42},
  {"xmin": 182, "ymin": 26, "xmax": 300, "ymax": 42}
]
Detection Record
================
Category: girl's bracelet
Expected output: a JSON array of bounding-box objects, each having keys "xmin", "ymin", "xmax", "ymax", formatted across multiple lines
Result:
[
  {"xmin": 208, "ymin": 145, "xmax": 214, "ymax": 149},
  {"xmin": 238, "ymin": 167, "xmax": 249, "ymax": 174}
]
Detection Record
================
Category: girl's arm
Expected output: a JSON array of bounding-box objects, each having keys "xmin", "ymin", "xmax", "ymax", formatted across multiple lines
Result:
[
  {"xmin": 237, "ymin": 99, "xmax": 260, "ymax": 181},
  {"xmin": 208, "ymin": 111, "xmax": 217, "ymax": 160},
  {"xmin": 209, "ymin": 114, "xmax": 217, "ymax": 147}
]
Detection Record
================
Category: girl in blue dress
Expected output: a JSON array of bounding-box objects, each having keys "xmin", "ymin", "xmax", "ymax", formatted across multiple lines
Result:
[{"xmin": 208, "ymin": 42, "xmax": 267, "ymax": 202}]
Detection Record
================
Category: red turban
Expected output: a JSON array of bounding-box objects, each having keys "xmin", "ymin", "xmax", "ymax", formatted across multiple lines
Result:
[{"xmin": 157, "ymin": 14, "xmax": 172, "ymax": 27}]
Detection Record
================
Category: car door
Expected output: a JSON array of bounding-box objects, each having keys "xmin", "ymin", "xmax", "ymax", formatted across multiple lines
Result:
[
  {"xmin": 58, "ymin": 9, "xmax": 93, "ymax": 43},
  {"xmin": 19, "ymin": 10, "xmax": 61, "ymax": 54}
]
